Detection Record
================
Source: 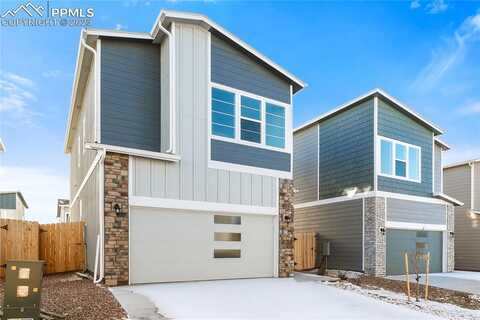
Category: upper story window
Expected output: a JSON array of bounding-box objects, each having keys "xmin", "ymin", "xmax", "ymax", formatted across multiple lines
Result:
[
  {"xmin": 210, "ymin": 84, "xmax": 289, "ymax": 151},
  {"xmin": 379, "ymin": 136, "xmax": 421, "ymax": 183}
]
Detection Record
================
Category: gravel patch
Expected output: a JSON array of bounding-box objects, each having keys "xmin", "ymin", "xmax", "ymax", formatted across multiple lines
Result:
[{"xmin": 1, "ymin": 273, "xmax": 127, "ymax": 320}]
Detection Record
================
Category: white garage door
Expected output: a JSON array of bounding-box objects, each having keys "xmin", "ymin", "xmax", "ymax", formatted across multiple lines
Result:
[{"xmin": 130, "ymin": 207, "xmax": 275, "ymax": 284}]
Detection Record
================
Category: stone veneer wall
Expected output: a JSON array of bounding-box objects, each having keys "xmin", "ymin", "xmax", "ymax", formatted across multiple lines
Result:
[
  {"xmin": 364, "ymin": 197, "xmax": 386, "ymax": 276},
  {"xmin": 279, "ymin": 179, "xmax": 295, "ymax": 277},
  {"xmin": 447, "ymin": 204, "xmax": 455, "ymax": 272},
  {"xmin": 104, "ymin": 152, "xmax": 129, "ymax": 286}
]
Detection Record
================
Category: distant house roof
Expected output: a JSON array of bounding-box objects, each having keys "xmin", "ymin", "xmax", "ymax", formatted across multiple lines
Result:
[
  {"xmin": 444, "ymin": 158, "xmax": 480, "ymax": 170},
  {"xmin": 0, "ymin": 138, "xmax": 5, "ymax": 152},
  {"xmin": 294, "ymin": 88, "xmax": 443, "ymax": 135},
  {"xmin": 64, "ymin": 10, "xmax": 306, "ymax": 153},
  {"xmin": 0, "ymin": 191, "xmax": 28, "ymax": 209},
  {"xmin": 434, "ymin": 138, "xmax": 450, "ymax": 150},
  {"xmin": 57, "ymin": 199, "xmax": 70, "ymax": 217}
]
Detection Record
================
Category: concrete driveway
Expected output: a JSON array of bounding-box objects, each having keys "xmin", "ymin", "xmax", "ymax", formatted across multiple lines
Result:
[
  {"xmin": 112, "ymin": 277, "xmax": 439, "ymax": 319},
  {"xmin": 387, "ymin": 271, "xmax": 480, "ymax": 295}
]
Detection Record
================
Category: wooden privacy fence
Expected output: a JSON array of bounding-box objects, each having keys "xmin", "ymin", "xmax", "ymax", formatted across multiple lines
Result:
[
  {"xmin": 0, "ymin": 219, "xmax": 85, "ymax": 277},
  {"xmin": 294, "ymin": 232, "xmax": 317, "ymax": 271}
]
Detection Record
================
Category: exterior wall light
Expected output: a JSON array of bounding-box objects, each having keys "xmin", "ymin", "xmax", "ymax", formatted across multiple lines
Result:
[
  {"xmin": 449, "ymin": 231, "xmax": 455, "ymax": 237},
  {"xmin": 113, "ymin": 203, "xmax": 123, "ymax": 216},
  {"xmin": 380, "ymin": 227, "xmax": 386, "ymax": 235}
]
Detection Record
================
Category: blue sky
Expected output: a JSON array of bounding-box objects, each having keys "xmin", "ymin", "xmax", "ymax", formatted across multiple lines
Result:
[{"xmin": 0, "ymin": 0, "xmax": 479, "ymax": 222}]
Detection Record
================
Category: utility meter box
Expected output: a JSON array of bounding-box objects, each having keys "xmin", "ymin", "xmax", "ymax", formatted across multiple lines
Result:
[{"xmin": 2, "ymin": 260, "xmax": 44, "ymax": 320}]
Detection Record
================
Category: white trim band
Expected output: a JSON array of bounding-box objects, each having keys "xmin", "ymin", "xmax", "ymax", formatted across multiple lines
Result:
[
  {"xmin": 86, "ymin": 143, "xmax": 180, "ymax": 162},
  {"xmin": 385, "ymin": 221, "xmax": 447, "ymax": 231}
]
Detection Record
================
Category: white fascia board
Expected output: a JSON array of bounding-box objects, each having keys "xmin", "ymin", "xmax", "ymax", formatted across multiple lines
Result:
[
  {"xmin": 85, "ymin": 28, "xmax": 152, "ymax": 40},
  {"xmin": 385, "ymin": 221, "xmax": 447, "ymax": 231},
  {"xmin": 152, "ymin": 10, "xmax": 306, "ymax": 91},
  {"xmin": 434, "ymin": 137, "xmax": 450, "ymax": 150},
  {"xmin": 130, "ymin": 196, "xmax": 278, "ymax": 216},
  {"xmin": 86, "ymin": 143, "xmax": 181, "ymax": 162},
  {"xmin": 433, "ymin": 193, "xmax": 464, "ymax": 207},
  {"xmin": 294, "ymin": 88, "xmax": 444, "ymax": 135}
]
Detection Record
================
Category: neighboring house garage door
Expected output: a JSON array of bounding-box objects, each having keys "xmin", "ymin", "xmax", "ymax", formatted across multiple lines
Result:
[
  {"xmin": 129, "ymin": 207, "xmax": 274, "ymax": 284},
  {"xmin": 386, "ymin": 229, "xmax": 443, "ymax": 275}
]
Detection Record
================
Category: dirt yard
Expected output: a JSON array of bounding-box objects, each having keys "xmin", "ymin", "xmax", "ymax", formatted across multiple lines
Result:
[
  {"xmin": 0, "ymin": 273, "xmax": 127, "ymax": 320},
  {"xmin": 347, "ymin": 275, "xmax": 480, "ymax": 310}
]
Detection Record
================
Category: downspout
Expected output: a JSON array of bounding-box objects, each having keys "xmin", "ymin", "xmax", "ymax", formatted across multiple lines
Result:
[
  {"xmin": 157, "ymin": 22, "xmax": 176, "ymax": 154},
  {"xmin": 80, "ymin": 32, "xmax": 99, "ymax": 142}
]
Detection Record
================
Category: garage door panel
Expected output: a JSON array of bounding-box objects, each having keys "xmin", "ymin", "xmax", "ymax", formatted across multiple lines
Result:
[{"xmin": 130, "ymin": 207, "xmax": 274, "ymax": 284}]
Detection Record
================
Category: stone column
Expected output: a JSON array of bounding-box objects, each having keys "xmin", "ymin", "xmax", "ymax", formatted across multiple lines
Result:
[
  {"xmin": 279, "ymin": 179, "xmax": 295, "ymax": 277},
  {"xmin": 103, "ymin": 152, "xmax": 129, "ymax": 286},
  {"xmin": 446, "ymin": 204, "xmax": 455, "ymax": 272},
  {"xmin": 363, "ymin": 197, "xmax": 386, "ymax": 276}
]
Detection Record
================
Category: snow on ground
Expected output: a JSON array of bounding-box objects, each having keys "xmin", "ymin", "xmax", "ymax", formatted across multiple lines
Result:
[
  {"xmin": 326, "ymin": 280, "xmax": 480, "ymax": 320},
  {"xmin": 127, "ymin": 278, "xmax": 441, "ymax": 319},
  {"xmin": 437, "ymin": 271, "xmax": 480, "ymax": 282}
]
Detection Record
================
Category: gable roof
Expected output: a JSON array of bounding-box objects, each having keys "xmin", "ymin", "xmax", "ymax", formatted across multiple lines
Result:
[
  {"xmin": 294, "ymin": 88, "xmax": 443, "ymax": 135},
  {"xmin": 64, "ymin": 10, "xmax": 306, "ymax": 152},
  {"xmin": 0, "ymin": 191, "xmax": 28, "ymax": 209}
]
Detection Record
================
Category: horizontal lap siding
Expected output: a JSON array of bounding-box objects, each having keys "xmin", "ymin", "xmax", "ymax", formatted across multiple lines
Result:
[
  {"xmin": 101, "ymin": 38, "xmax": 161, "ymax": 152},
  {"xmin": 318, "ymin": 100, "xmax": 374, "ymax": 200},
  {"xmin": 211, "ymin": 32, "xmax": 290, "ymax": 104},
  {"xmin": 293, "ymin": 125, "xmax": 319, "ymax": 204},
  {"xmin": 434, "ymin": 143, "xmax": 443, "ymax": 194},
  {"xmin": 378, "ymin": 98, "xmax": 433, "ymax": 197},
  {"xmin": 0, "ymin": 194, "xmax": 16, "ymax": 209},
  {"xmin": 454, "ymin": 207, "xmax": 480, "ymax": 271},
  {"xmin": 211, "ymin": 139, "xmax": 291, "ymax": 172},
  {"xmin": 295, "ymin": 200, "xmax": 363, "ymax": 271},
  {"xmin": 444, "ymin": 165, "xmax": 471, "ymax": 207},
  {"xmin": 386, "ymin": 198, "xmax": 446, "ymax": 225},
  {"xmin": 474, "ymin": 163, "xmax": 480, "ymax": 211}
]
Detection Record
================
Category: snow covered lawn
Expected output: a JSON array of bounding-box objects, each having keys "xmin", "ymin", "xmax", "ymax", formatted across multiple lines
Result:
[{"xmin": 126, "ymin": 278, "xmax": 442, "ymax": 319}]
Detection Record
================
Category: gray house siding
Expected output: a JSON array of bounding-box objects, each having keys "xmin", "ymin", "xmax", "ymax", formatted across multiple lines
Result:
[
  {"xmin": 378, "ymin": 98, "xmax": 433, "ymax": 197},
  {"xmin": 454, "ymin": 207, "xmax": 480, "ymax": 271},
  {"xmin": 318, "ymin": 99, "xmax": 374, "ymax": 200},
  {"xmin": 386, "ymin": 198, "xmax": 446, "ymax": 225},
  {"xmin": 474, "ymin": 163, "xmax": 480, "ymax": 211},
  {"xmin": 293, "ymin": 125, "xmax": 319, "ymax": 204},
  {"xmin": 295, "ymin": 200, "xmax": 363, "ymax": 271},
  {"xmin": 211, "ymin": 32, "xmax": 290, "ymax": 104},
  {"xmin": 130, "ymin": 23, "xmax": 277, "ymax": 208},
  {"xmin": 0, "ymin": 193, "xmax": 16, "ymax": 209},
  {"xmin": 444, "ymin": 165, "xmax": 471, "ymax": 208},
  {"xmin": 434, "ymin": 143, "xmax": 443, "ymax": 194},
  {"xmin": 101, "ymin": 38, "xmax": 161, "ymax": 152},
  {"xmin": 211, "ymin": 139, "xmax": 290, "ymax": 172}
]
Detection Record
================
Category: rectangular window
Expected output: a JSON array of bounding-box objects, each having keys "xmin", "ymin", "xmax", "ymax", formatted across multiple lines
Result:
[
  {"xmin": 214, "ymin": 215, "xmax": 241, "ymax": 225},
  {"xmin": 214, "ymin": 232, "xmax": 241, "ymax": 242},
  {"xmin": 211, "ymin": 88, "xmax": 235, "ymax": 138},
  {"xmin": 266, "ymin": 103, "xmax": 285, "ymax": 148},
  {"xmin": 210, "ymin": 85, "xmax": 288, "ymax": 150},
  {"xmin": 379, "ymin": 136, "xmax": 421, "ymax": 182},
  {"xmin": 214, "ymin": 249, "xmax": 241, "ymax": 258}
]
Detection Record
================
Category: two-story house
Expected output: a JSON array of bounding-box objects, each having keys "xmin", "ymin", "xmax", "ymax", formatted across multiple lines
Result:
[
  {"xmin": 293, "ymin": 89, "xmax": 462, "ymax": 276},
  {"xmin": 0, "ymin": 191, "xmax": 28, "ymax": 220},
  {"xmin": 444, "ymin": 159, "xmax": 480, "ymax": 271},
  {"xmin": 64, "ymin": 10, "xmax": 305, "ymax": 285}
]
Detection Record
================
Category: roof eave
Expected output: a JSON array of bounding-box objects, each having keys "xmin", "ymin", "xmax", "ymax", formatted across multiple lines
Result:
[
  {"xmin": 444, "ymin": 159, "xmax": 480, "ymax": 169},
  {"xmin": 433, "ymin": 193, "xmax": 464, "ymax": 207}
]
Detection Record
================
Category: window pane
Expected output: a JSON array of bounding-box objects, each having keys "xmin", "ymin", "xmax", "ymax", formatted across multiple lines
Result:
[
  {"xmin": 396, "ymin": 144, "xmax": 406, "ymax": 161},
  {"xmin": 241, "ymin": 130, "xmax": 261, "ymax": 143},
  {"xmin": 214, "ymin": 232, "xmax": 241, "ymax": 241},
  {"xmin": 241, "ymin": 107, "xmax": 261, "ymax": 120},
  {"xmin": 266, "ymin": 135, "xmax": 285, "ymax": 148},
  {"xmin": 241, "ymin": 96, "xmax": 261, "ymax": 120},
  {"xmin": 212, "ymin": 88, "xmax": 235, "ymax": 104},
  {"xmin": 380, "ymin": 140, "xmax": 393, "ymax": 175},
  {"xmin": 212, "ymin": 124, "xmax": 235, "ymax": 138},
  {"xmin": 266, "ymin": 103, "xmax": 285, "ymax": 117},
  {"xmin": 212, "ymin": 100, "xmax": 235, "ymax": 115},
  {"xmin": 266, "ymin": 124, "xmax": 285, "ymax": 138},
  {"xmin": 212, "ymin": 112, "xmax": 234, "ymax": 127},
  {"xmin": 241, "ymin": 119, "xmax": 261, "ymax": 143},
  {"xmin": 214, "ymin": 249, "xmax": 241, "ymax": 258},
  {"xmin": 214, "ymin": 215, "xmax": 241, "ymax": 225},
  {"xmin": 408, "ymin": 147, "xmax": 420, "ymax": 180},
  {"xmin": 396, "ymin": 160, "xmax": 407, "ymax": 177},
  {"xmin": 266, "ymin": 114, "xmax": 284, "ymax": 127}
]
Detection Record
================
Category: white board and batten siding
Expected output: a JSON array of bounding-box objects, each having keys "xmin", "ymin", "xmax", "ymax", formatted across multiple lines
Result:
[{"xmin": 130, "ymin": 22, "xmax": 278, "ymax": 209}]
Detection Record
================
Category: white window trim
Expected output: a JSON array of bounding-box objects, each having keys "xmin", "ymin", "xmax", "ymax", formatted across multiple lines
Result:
[
  {"xmin": 377, "ymin": 135, "xmax": 422, "ymax": 183},
  {"xmin": 209, "ymin": 82, "xmax": 292, "ymax": 154},
  {"xmin": 239, "ymin": 94, "xmax": 263, "ymax": 145}
]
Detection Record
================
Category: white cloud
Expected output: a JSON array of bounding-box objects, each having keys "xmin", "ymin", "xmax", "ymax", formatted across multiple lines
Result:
[
  {"xmin": 426, "ymin": 0, "xmax": 448, "ymax": 14},
  {"xmin": 0, "ymin": 166, "xmax": 68, "ymax": 223},
  {"xmin": 4, "ymin": 72, "xmax": 35, "ymax": 88},
  {"xmin": 412, "ymin": 11, "xmax": 480, "ymax": 91},
  {"xmin": 115, "ymin": 23, "xmax": 127, "ymax": 30},
  {"xmin": 459, "ymin": 100, "xmax": 480, "ymax": 115},
  {"xmin": 410, "ymin": 0, "xmax": 421, "ymax": 9}
]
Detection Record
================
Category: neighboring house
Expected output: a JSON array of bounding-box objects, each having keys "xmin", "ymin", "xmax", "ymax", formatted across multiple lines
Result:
[
  {"xmin": 64, "ymin": 10, "xmax": 305, "ymax": 286},
  {"xmin": 0, "ymin": 191, "xmax": 28, "ymax": 220},
  {"xmin": 293, "ymin": 89, "xmax": 462, "ymax": 276},
  {"xmin": 57, "ymin": 199, "xmax": 70, "ymax": 223},
  {"xmin": 444, "ymin": 159, "xmax": 480, "ymax": 271}
]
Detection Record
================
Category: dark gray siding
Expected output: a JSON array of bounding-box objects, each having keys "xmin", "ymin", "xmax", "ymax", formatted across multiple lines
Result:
[
  {"xmin": 378, "ymin": 98, "xmax": 433, "ymax": 197},
  {"xmin": 454, "ymin": 207, "xmax": 480, "ymax": 271},
  {"xmin": 0, "ymin": 193, "xmax": 16, "ymax": 209},
  {"xmin": 293, "ymin": 125, "xmax": 318, "ymax": 204},
  {"xmin": 211, "ymin": 33, "xmax": 290, "ymax": 104},
  {"xmin": 434, "ymin": 143, "xmax": 443, "ymax": 194},
  {"xmin": 444, "ymin": 165, "xmax": 471, "ymax": 208},
  {"xmin": 211, "ymin": 139, "xmax": 290, "ymax": 172},
  {"xmin": 474, "ymin": 163, "xmax": 480, "ymax": 211},
  {"xmin": 295, "ymin": 200, "xmax": 363, "ymax": 271},
  {"xmin": 386, "ymin": 198, "xmax": 446, "ymax": 225},
  {"xmin": 101, "ymin": 38, "xmax": 161, "ymax": 152},
  {"xmin": 318, "ymin": 99, "xmax": 374, "ymax": 200}
]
